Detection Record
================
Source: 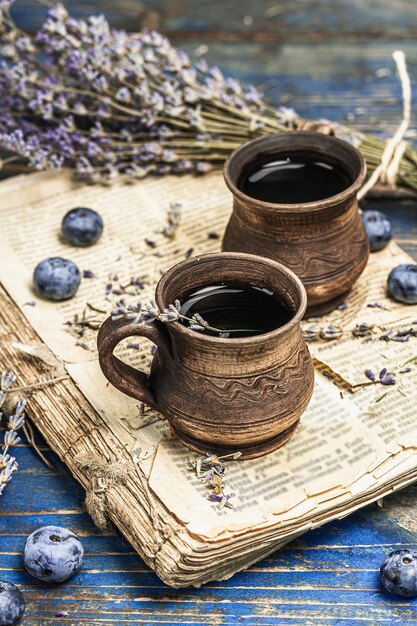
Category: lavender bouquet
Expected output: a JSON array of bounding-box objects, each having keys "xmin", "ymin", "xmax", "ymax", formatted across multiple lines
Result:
[{"xmin": 1, "ymin": 0, "xmax": 417, "ymax": 192}]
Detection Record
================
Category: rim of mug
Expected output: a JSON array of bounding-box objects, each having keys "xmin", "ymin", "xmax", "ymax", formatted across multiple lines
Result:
[
  {"xmin": 223, "ymin": 131, "xmax": 367, "ymax": 213},
  {"xmin": 155, "ymin": 251, "xmax": 307, "ymax": 345}
]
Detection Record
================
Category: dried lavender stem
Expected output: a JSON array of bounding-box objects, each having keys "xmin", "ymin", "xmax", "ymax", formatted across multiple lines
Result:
[
  {"xmin": 178, "ymin": 314, "xmax": 254, "ymax": 335},
  {"xmin": 23, "ymin": 418, "xmax": 55, "ymax": 471},
  {"xmin": 10, "ymin": 375, "xmax": 70, "ymax": 393},
  {"xmin": 402, "ymin": 355, "xmax": 417, "ymax": 366}
]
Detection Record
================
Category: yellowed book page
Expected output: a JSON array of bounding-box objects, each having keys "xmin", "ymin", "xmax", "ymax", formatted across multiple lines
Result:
[
  {"xmin": 0, "ymin": 170, "xmax": 230, "ymax": 363},
  {"xmin": 147, "ymin": 373, "xmax": 385, "ymax": 538},
  {"xmin": 308, "ymin": 242, "xmax": 417, "ymax": 387}
]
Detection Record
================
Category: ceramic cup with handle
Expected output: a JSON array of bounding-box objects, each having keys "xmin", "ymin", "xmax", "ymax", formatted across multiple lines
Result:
[{"xmin": 97, "ymin": 252, "xmax": 314, "ymax": 459}]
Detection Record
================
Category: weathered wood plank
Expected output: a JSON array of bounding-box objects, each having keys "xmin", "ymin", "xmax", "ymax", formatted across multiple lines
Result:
[
  {"xmin": 174, "ymin": 39, "xmax": 417, "ymax": 134},
  {"xmin": 10, "ymin": 0, "xmax": 417, "ymax": 39}
]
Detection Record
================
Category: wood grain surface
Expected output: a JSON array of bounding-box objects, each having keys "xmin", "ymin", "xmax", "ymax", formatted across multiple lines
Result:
[
  {"xmin": 4, "ymin": 426, "xmax": 417, "ymax": 624},
  {"xmin": 2, "ymin": 0, "xmax": 417, "ymax": 623}
]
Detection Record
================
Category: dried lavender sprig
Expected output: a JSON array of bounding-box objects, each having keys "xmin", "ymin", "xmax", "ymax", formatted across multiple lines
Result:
[
  {"xmin": 112, "ymin": 298, "xmax": 259, "ymax": 335},
  {"xmin": 0, "ymin": 369, "xmax": 26, "ymax": 496},
  {"xmin": 162, "ymin": 202, "xmax": 182, "ymax": 238},
  {"xmin": 361, "ymin": 367, "xmax": 396, "ymax": 387},
  {"xmin": 302, "ymin": 320, "xmax": 417, "ymax": 343},
  {"xmin": 187, "ymin": 451, "xmax": 241, "ymax": 509}
]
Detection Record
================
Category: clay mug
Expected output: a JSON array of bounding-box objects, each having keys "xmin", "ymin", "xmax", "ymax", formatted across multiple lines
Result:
[
  {"xmin": 222, "ymin": 131, "xmax": 369, "ymax": 316},
  {"xmin": 97, "ymin": 252, "xmax": 314, "ymax": 460}
]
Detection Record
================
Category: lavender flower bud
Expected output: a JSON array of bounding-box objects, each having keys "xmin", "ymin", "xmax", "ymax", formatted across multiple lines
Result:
[
  {"xmin": 379, "ymin": 368, "xmax": 387, "ymax": 380},
  {"xmin": 158, "ymin": 304, "xmax": 180, "ymax": 323},
  {"xmin": 319, "ymin": 324, "xmax": 343, "ymax": 340},
  {"xmin": 0, "ymin": 453, "xmax": 11, "ymax": 469},
  {"xmin": 380, "ymin": 373, "xmax": 396, "ymax": 386},
  {"xmin": 0, "ymin": 458, "xmax": 18, "ymax": 484},
  {"xmin": 302, "ymin": 325, "xmax": 320, "ymax": 342},
  {"xmin": 391, "ymin": 334, "xmax": 411, "ymax": 342},
  {"xmin": 1, "ymin": 370, "xmax": 16, "ymax": 391},
  {"xmin": 365, "ymin": 369, "xmax": 376, "ymax": 382},
  {"xmin": 7, "ymin": 413, "xmax": 25, "ymax": 431},
  {"xmin": 125, "ymin": 302, "xmax": 142, "ymax": 324},
  {"xmin": 3, "ymin": 430, "xmax": 21, "ymax": 447},
  {"xmin": 14, "ymin": 399, "xmax": 27, "ymax": 417},
  {"xmin": 352, "ymin": 323, "xmax": 374, "ymax": 337},
  {"xmin": 142, "ymin": 300, "xmax": 160, "ymax": 324},
  {"xmin": 189, "ymin": 313, "xmax": 208, "ymax": 332},
  {"xmin": 111, "ymin": 298, "xmax": 128, "ymax": 320}
]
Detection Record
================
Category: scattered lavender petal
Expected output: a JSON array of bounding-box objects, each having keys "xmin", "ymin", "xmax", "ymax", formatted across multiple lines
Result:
[
  {"xmin": 365, "ymin": 369, "xmax": 376, "ymax": 382},
  {"xmin": 367, "ymin": 302, "xmax": 388, "ymax": 310},
  {"xmin": 131, "ymin": 278, "xmax": 145, "ymax": 290},
  {"xmin": 83, "ymin": 270, "xmax": 94, "ymax": 278},
  {"xmin": 76, "ymin": 341, "xmax": 90, "ymax": 350},
  {"xmin": 23, "ymin": 300, "xmax": 36, "ymax": 306},
  {"xmin": 391, "ymin": 334, "xmax": 411, "ymax": 342},
  {"xmin": 380, "ymin": 374, "xmax": 396, "ymax": 386},
  {"xmin": 207, "ymin": 493, "xmax": 223, "ymax": 502}
]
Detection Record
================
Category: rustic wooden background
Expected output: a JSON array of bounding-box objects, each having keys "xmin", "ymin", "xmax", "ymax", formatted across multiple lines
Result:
[{"xmin": 2, "ymin": 0, "xmax": 417, "ymax": 624}]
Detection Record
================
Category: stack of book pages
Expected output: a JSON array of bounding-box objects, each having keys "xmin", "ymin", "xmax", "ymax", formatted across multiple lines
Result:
[{"xmin": 0, "ymin": 171, "xmax": 416, "ymax": 587}]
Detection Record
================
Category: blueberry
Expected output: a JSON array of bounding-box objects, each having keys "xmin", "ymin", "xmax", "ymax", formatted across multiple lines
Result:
[
  {"xmin": 362, "ymin": 210, "xmax": 392, "ymax": 252},
  {"xmin": 33, "ymin": 257, "xmax": 81, "ymax": 301},
  {"xmin": 24, "ymin": 526, "xmax": 84, "ymax": 583},
  {"xmin": 380, "ymin": 549, "xmax": 417, "ymax": 597},
  {"xmin": 387, "ymin": 264, "xmax": 417, "ymax": 304},
  {"xmin": 62, "ymin": 207, "xmax": 103, "ymax": 247},
  {"xmin": 0, "ymin": 581, "xmax": 25, "ymax": 626}
]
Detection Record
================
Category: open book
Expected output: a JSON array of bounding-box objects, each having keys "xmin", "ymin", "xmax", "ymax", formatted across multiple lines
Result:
[{"xmin": 1, "ymin": 169, "xmax": 417, "ymax": 587}]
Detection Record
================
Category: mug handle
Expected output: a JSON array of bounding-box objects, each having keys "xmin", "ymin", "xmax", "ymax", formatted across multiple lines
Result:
[{"xmin": 97, "ymin": 316, "xmax": 172, "ymax": 412}]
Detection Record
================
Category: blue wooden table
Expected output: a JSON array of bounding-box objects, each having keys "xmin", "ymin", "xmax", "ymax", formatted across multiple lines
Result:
[
  {"xmin": 5, "ymin": 427, "xmax": 417, "ymax": 624},
  {"xmin": 2, "ymin": 1, "xmax": 417, "ymax": 623}
]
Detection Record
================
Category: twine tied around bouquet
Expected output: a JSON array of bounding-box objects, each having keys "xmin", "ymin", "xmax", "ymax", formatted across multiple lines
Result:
[
  {"xmin": 357, "ymin": 50, "xmax": 412, "ymax": 200},
  {"xmin": 75, "ymin": 453, "xmax": 129, "ymax": 531}
]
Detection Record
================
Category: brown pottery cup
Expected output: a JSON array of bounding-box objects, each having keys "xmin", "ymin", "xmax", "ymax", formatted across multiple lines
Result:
[
  {"xmin": 223, "ymin": 131, "xmax": 369, "ymax": 316},
  {"xmin": 97, "ymin": 252, "xmax": 314, "ymax": 460}
]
